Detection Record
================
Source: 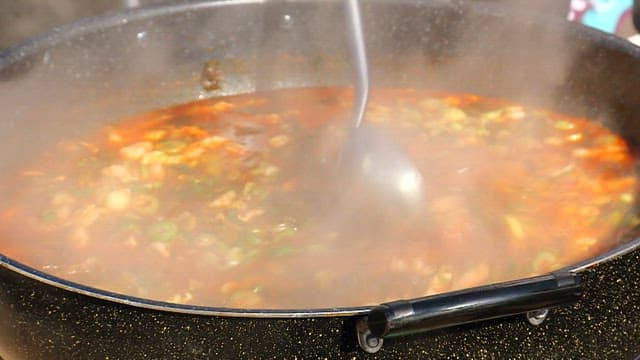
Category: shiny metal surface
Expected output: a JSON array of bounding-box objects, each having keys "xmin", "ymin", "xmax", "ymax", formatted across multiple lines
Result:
[
  {"xmin": 526, "ymin": 309, "xmax": 549, "ymax": 326},
  {"xmin": 340, "ymin": 0, "xmax": 425, "ymax": 218},
  {"xmin": 345, "ymin": 0, "xmax": 368, "ymax": 128}
]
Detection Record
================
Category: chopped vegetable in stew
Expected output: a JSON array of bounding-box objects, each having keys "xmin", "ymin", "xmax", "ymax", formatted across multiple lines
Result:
[{"xmin": 0, "ymin": 87, "xmax": 637, "ymax": 309}]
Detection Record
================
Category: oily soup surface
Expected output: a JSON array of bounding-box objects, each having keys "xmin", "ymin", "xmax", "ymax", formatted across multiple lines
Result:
[{"xmin": 0, "ymin": 87, "xmax": 636, "ymax": 309}]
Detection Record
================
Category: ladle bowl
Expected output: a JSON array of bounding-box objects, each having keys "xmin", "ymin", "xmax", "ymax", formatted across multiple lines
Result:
[{"xmin": 340, "ymin": 0, "xmax": 425, "ymax": 221}]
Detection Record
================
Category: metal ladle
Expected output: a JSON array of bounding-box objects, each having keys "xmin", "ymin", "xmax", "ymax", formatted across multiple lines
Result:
[{"xmin": 339, "ymin": 0, "xmax": 425, "ymax": 219}]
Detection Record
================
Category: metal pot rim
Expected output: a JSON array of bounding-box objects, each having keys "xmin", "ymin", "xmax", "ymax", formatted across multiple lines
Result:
[
  {"xmin": 1, "ymin": 0, "xmax": 640, "ymax": 318},
  {"xmin": 3, "ymin": 237, "xmax": 640, "ymax": 318}
]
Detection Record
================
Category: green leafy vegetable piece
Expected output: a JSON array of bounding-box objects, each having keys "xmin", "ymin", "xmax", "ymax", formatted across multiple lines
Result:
[
  {"xmin": 156, "ymin": 140, "xmax": 187, "ymax": 154},
  {"xmin": 40, "ymin": 210, "xmax": 58, "ymax": 225},
  {"xmin": 532, "ymin": 250, "xmax": 557, "ymax": 272},
  {"xmin": 272, "ymin": 245, "xmax": 295, "ymax": 257},
  {"xmin": 148, "ymin": 221, "xmax": 179, "ymax": 243}
]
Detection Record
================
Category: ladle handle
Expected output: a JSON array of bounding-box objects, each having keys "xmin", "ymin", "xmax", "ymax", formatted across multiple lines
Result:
[
  {"xmin": 359, "ymin": 271, "xmax": 582, "ymax": 349},
  {"xmin": 345, "ymin": 0, "xmax": 369, "ymax": 128}
]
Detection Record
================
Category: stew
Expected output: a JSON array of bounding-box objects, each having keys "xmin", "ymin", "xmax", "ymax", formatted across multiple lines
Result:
[{"xmin": 0, "ymin": 87, "xmax": 636, "ymax": 309}]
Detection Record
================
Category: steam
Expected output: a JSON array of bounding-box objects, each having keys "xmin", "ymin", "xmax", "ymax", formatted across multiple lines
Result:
[
  {"xmin": 242, "ymin": 0, "xmax": 632, "ymax": 305},
  {"xmin": 0, "ymin": 0, "xmax": 635, "ymax": 309}
]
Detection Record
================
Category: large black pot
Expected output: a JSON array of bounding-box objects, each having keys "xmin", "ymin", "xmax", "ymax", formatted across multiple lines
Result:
[{"xmin": 2, "ymin": 1, "xmax": 640, "ymax": 358}]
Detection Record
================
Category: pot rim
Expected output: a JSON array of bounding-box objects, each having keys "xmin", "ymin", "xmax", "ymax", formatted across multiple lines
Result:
[
  {"xmin": 0, "ymin": 0, "xmax": 247, "ymax": 67},
  {"xmin": 1, "ymin": 0, "xmax": 640, "ymax": 318},
  {"xmin": 3, "ymin": 236, "xmax": 640, "ymax": 318},
  {"xmin": 2, "ymin": 0, "xmax": 638, "ymax": 66}
]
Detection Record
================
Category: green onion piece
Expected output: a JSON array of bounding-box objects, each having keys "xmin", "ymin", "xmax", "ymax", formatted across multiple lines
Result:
[
  {"xmin": 243, "ymin": 182, "xmax": 257, "ymax": 196},
  {"xmin": 273, "ymin": 221, "xmax": 298, "ymax": 241},
  {"xmin": 40, "ymin": 210, "xmax": 58, "ymax": 225},
  {"xmin": 132, "ymin": 194, "xmax": 159, "ymax": 215},
  {"xmin": 252, "ymin": 162, "xmax": 280, "ymax": 178},
  {"xmin": 243, "ymin": 181, "xmax": 268, "ymax": 200},
  {"xmin": 148, "ymin": 221, "xmax": 179, "ymax": 243},
  {"xmin": 272, "ymin": 245, "xmax": 295, "ymax": 257},
  {"xmin": 476, "ymin": 127, "xmax": 490, "ymax": 137},
  {"xmin": 244, "ymin": 248, "xmax": 261, "ymax": 263},
  {"xmin": 554, "ymin": 120, "xmax": 574, "ymax": 130},
  {"xmin": 532, "ymin": 250, "xmax": 557, "ymax": 272},
  {"xmin": 123, "ymin": 217, "xmax": 141, "ymax": 233},
  {"xmin": 72, "ymin": 188, "xmax": 94, "ymax": 198},
  {"xmin": 156, "ymin": 140, "xmax": 187, "ymax": 154},
  {"xmin": 449, "ymin": 122, "xmax": 464, "ymax": 132},
  {"xmin": 246, "ymin": 231, "xmax": 263, "ymax": 245},
  {"xmin": 190, "ymin": 178, "xmax": 217, "ymax": 196},
  {"xmin": 141, "ymin": 151, "xmax": 168, "ymax": 165},
  {"xmin": 226, "ymin": 210, "xmax": 245, "ymax": 225},
  {"xmin": 177, "ymin": 164, "xmax": 193, "ymax": 174},
  {"xmin": 624, "ymin": 215, "xmax": 640, "ymax": 229},
  {"xmin": 607, "ymin": 210, "xmax": 624, "ymax": 226}
]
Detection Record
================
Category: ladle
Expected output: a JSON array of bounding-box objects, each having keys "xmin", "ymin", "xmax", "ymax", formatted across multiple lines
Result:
[{"xmin": 339, "ymin": 0, "xmax": 425, "ymax": 218}]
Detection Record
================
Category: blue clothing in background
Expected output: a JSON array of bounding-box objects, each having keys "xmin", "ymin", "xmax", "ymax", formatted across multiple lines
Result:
[
  {"xmin": 582, "ymin": 0, "xmax": 632, "ymax": 33},
  {"xmin": 570, "ymin": 0, "xmax": 633, "ymax": 34}
]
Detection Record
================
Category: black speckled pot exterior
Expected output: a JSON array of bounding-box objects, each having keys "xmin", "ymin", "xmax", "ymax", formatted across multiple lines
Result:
[
  {"xmin": 2, "ymin": 252, "xmax": 640, "ymax": 359},
  {"xmin": 2, "ymin": 1, "xmax": 640, "ymax": 359}
]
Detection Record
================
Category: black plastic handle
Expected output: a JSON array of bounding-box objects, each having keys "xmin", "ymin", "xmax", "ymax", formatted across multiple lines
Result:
[{"xmin": 366, "ymin": 271, "xmax": 582, "ymax": 339}]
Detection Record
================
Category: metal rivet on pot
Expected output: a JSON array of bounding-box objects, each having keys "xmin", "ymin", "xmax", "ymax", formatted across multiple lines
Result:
[{"xmin": 526, "ymin": 309, "xmax": 549, "ymax": 326}]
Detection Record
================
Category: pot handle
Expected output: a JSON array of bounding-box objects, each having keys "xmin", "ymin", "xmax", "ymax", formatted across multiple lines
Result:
[{"xmin": 356, "ymin": 271, "xmax": 582, "ymax": 353}]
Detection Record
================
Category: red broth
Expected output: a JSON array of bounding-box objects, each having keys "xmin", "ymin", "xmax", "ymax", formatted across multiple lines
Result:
[{"xmin": 0, "ymin": 87, "xmax": 636, "ymax": 309}]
